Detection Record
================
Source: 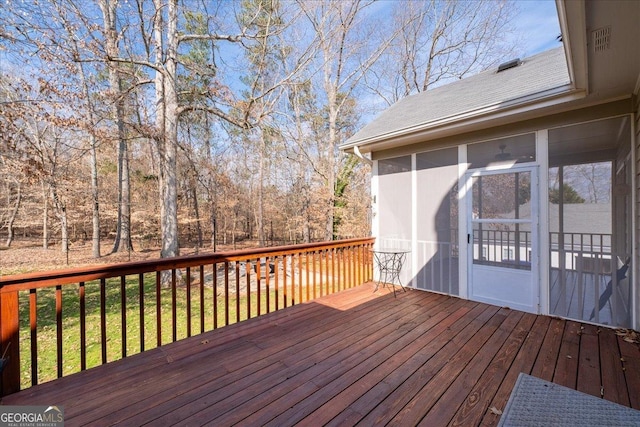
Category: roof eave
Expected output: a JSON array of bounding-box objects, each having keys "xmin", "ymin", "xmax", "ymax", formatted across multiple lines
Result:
[
  {"xmin": 555, "ymin": 0, "xmax": 588, "ymax": 92},
  {"xmin": 341, "ymin": 85, "xmax": 584, "ymax": 153}
]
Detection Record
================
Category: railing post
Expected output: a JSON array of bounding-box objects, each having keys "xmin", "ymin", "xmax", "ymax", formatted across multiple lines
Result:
[{"xmin": 1, "ymin": 290, "xmax": 21, "ymax": 396}]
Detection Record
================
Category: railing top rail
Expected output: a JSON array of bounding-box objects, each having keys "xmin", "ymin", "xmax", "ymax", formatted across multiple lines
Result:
[{"xmin": 0, "ymin": 237, "xmax": 375, "ymax": 292}]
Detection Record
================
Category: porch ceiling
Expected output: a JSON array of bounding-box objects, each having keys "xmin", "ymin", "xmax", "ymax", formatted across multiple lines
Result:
[
  {"xmin": 3, "ymin": 284, "xmax": 640, "ymax": 425},
  {"xmin": 548, "ymin": 115, "xmax": 631, "ymax": 165}
]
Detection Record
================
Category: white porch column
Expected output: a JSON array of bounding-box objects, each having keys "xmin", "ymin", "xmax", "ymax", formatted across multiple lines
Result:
[
  {"xmin": 537, "ymin": 129, "xmax": 549, "ymax": 315},
  {"xmin": 371, "ymin": 160, "xmax": 379, "ymax": 246},
  {"xmin": 458, "ymin": 145, "xmax": 468, "ymax": 299},
  {"xmin": 411, "ymin": 153, "xmax": 417, "ymax": 288}
]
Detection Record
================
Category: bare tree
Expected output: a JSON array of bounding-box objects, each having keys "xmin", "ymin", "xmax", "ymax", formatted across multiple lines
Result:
[
  {"xmin": 367, "ymin": 0, "xmax": 518, "ymax": 105},
  {"xmin": 143, "ymin": 0, "xmax": 255, "ymax": 258},
  {"xmin": 98, "ymin": 0, "xmax": 132, "ymax": 254},
  {"xmin": 297, "ymin": 0, "xmax": 398, "ymax": 240},
  {"xmin": 0, "ymin": 78, "xmax": 25, "ymax": 248},
  {"xmin": 0, "ymin": 152, "xmax": 23, "ymax": 248}
]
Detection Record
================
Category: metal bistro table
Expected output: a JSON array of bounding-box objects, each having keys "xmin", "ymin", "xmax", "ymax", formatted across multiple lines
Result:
[{"xmin": 370, "ymin": 248, "xmax": 410, "ymax": 297}]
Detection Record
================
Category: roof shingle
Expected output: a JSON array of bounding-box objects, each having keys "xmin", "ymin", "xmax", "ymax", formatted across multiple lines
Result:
[{"xmin": 345, "ymin": 47, "xmax": 570, "ymax": 146}]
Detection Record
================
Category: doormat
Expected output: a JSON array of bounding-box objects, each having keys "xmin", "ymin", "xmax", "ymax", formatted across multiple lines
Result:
[{"xmin": 498, "ymin": 373, "xmax": 640, "ymax": 426}]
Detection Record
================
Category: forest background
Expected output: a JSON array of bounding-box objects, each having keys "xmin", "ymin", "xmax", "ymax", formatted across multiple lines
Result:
[{"xmin": 0, "ymin": 0, "xmax": 526, "ymax": 273}]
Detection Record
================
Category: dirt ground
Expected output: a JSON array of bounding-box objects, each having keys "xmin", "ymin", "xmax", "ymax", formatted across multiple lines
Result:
[{"xmin": 0, "ymin": 239, "xmax": 217, "ymax": 276}]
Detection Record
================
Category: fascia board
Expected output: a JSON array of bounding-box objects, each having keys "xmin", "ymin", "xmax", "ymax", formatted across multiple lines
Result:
[{"xmin": 556, "ymin": 0, "xmax": 588, "ymax": 91}]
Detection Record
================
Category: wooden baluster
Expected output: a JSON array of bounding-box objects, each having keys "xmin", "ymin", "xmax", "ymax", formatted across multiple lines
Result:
[
  {"xmin": 30, "ymin": 289, "xmax": 38, "ymax": 385},
  {"xmin": 100, "ymin": 278, "xmax": 107, "ymax": 364},
  {"xmin": 348, "ymin": 247, "xmax": 351, "ymax": 288},
  {"xmin": 246, "ymin": 260, "xmax": 251, "ymax": 320},
  {"xmin": 319, "ymin": 250, "xmax": 324, "ymax": 297},
  {"xmin": 353, "ymin": 247, "xmax": 358, "ymax": 287},
  {"xmin": 364, "ymin": 244, "xmax": 373, "ymax": 282},
  {"xmin": 121, "ymin": 276, "xmax": 127, "ymax": 358},
  {"xmin": 312, "ymin": 252, "xmax": 317, "ymax": 300},
  {"xmin": 138, "ymin": 274, "xmax": 145, "ymax": 353},
  {"xmin": 291, "ymin": 254, "xmax": 296, "ymax": 305},
  {"xmin": 332, "ymin": 249, "xmax": 337, "ymax": 294},
  {"xmin": 304, "ymin": 253, "xmax": 309, "ymax": 302},
  {"xmin": 357, "ymin": 246, "xmax": 362, "ymax": 285},
  {"xmin": 155, "ymin": 271, "xmax": 162, "ymax": 347},
  {"xmin": 336, "ymin": 249, "xmax": 341, "ymax": 291},
  {"xmin": 345, "ymin": 247, "xmax": 350, "ymax": 289},
  {"xmin": 265, "ymin": 256, "xmax": 270, "ymax": 314},
  {"xmin": 357, "ymin": 245, "xmax": 361, "ymax": 285},
  {"xmin": 224, "ymin": 261, "xmax": 230, "ymax": 327},
  {"xmin": 186, "ymin": 267, "xmax": 192, "ymax": 338},
  {"xmin": 213, "ymin": 263, "xmax": 218, "ymax": 330},
  {"xmin": 274, "ymin": 257, "xmax": 280, "ymax": 311},
  {"xmin": 348, "ymin": 247, "xmax": 353, "ymax": 288},
  {"xmin": 283, "ymin": 256, "xmax": 288, "ymax": 308},
  {"xmin": 235, "ymin": 261, "xmax": 241, "ymax": 323},
  {"xmin": 79, "ymin": 282, "xmax": 86, "ymax": 370},
  {"xmin": 348, "ymin": 247, "xmax": 352, "ymax": 288},
  {"xmin": 171, "ymin": 270, "xmax": 177, "ymax": 342},
  {"xmin": 298, "ymin": 253, "xmax": 303, "ymax": 303},
  {"xmin": 0, "ymin": 290, "xmax": 20, "ymax": 395},
  {"xmin": 326, "ymin": 250, "xmax": 330, "ymax": 295},
  {"xmin": 199, "ymin": 266, "xmax": 205, "ymax": 334},
  {"xmin": 256, "ymin": 260, "xmax": 261, "ymax": 317},
  {"xmin": 356, "ymin": 246, "xmax": 360, "ymax": 286},
  {"xmin": 349, "ymin": 247, "xmax": 353, "ymax": 288},
  {"xmin": 339, "ymin": 249, "xmax": 344, "ymax": 292},
  {"xmin": 56, "ymin": 285, "xmax": 63, "ymax": 378}
]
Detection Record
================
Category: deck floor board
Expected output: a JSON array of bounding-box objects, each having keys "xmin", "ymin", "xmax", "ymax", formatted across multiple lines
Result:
[
  {"xmin": 479, "ymin": 314, "xmax": 550, "ymax": 427},
  {"xmin": 2, "ymin": 283, "xmax": 639, "ymax": 426}
]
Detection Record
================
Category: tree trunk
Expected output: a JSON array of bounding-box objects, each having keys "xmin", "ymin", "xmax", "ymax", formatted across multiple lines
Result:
[
  {"xmin": 77, "ymin": 52, "xmax": 102, "ymax": 258},
  {"xmin": 60, "ymin": 209, "xmax": 69, "ymax": 254},
  {"xmin": 42, "ymin": 182, "xmax": 49, "ymax": 249},
  {"xmin": 100, "ymin": 0, "xmax": 132, "ymax": 254},
  {"xmin": 257, "ymin": 131, "xmax": 266, "ymax": 246},
  {"xmin": 153, "ymin": 0, "xmax": 180, "ymax": 260},
  {"xmin": 302, "ymin": 191, "xmax": 311, "ymax": 243},
  {"xmin": 192, "ymin": 183, "xmax": 202, "ymax": 249},
  {"xmin": 111, "ymin": 125, "xmax": 132, "ymax": 253},
  {"xmin": 325, "ymin": 94, "xmax": 338, "ymax": 241},
  {"xmin": 5, "ymin": 182, "xmax": 21, "ymax": 248},
  {"xmin": 208, "ymin": 180, "xmax": 217, "ymax": 250},
  {"xmin": 89, "ymin": 133, "xmax": 101, "ymax": 258},
  {"xmin": 51, "ymin": 184, "xmax": 68, "ymax": 253}
]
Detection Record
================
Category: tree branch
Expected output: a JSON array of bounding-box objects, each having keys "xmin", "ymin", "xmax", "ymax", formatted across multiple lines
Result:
[{"xmin": 177, "ymin": 105, "xmax": 251, "ymax": 130}]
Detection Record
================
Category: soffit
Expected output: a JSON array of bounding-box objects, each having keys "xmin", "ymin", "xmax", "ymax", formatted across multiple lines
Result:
[{"xmin": 583, "ymin": 0, "xmax": 640, "ymax": 100}]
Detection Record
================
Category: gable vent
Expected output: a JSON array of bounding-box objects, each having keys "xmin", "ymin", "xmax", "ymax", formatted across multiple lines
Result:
[
  {"xmin": 593, "ymin": 26, "xmax": 611, "ymax": 52},
  {"xmin": 497, "ymin": 58, "xmax": 521, "ymax": 73}
]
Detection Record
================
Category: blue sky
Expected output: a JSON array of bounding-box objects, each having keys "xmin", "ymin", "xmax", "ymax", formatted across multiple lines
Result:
[{"xmin": 514, "ymin": 0, "xmax": 561, "ymax": 56}]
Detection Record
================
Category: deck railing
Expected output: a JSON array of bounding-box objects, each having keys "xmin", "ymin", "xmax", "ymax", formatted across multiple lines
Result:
[{"xmin": 0, "ymin": 237, "xmax": 375, "ymax": 396}]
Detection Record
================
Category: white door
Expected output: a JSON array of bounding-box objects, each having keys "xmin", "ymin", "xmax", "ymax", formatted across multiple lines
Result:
[{"xmin": 468, "ymin": 166, "xmax": 539, "ymax": 313}]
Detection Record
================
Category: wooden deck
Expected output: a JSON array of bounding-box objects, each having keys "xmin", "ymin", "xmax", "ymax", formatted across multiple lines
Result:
[{"xmin": 3, "ymin": 283, "xmax": 640, "ymax": 426}]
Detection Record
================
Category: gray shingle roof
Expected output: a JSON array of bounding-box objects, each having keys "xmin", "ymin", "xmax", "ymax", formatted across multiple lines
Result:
[{"xmin": 344, "ymin": 47, "xmax": 570, "ymax": 147}]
